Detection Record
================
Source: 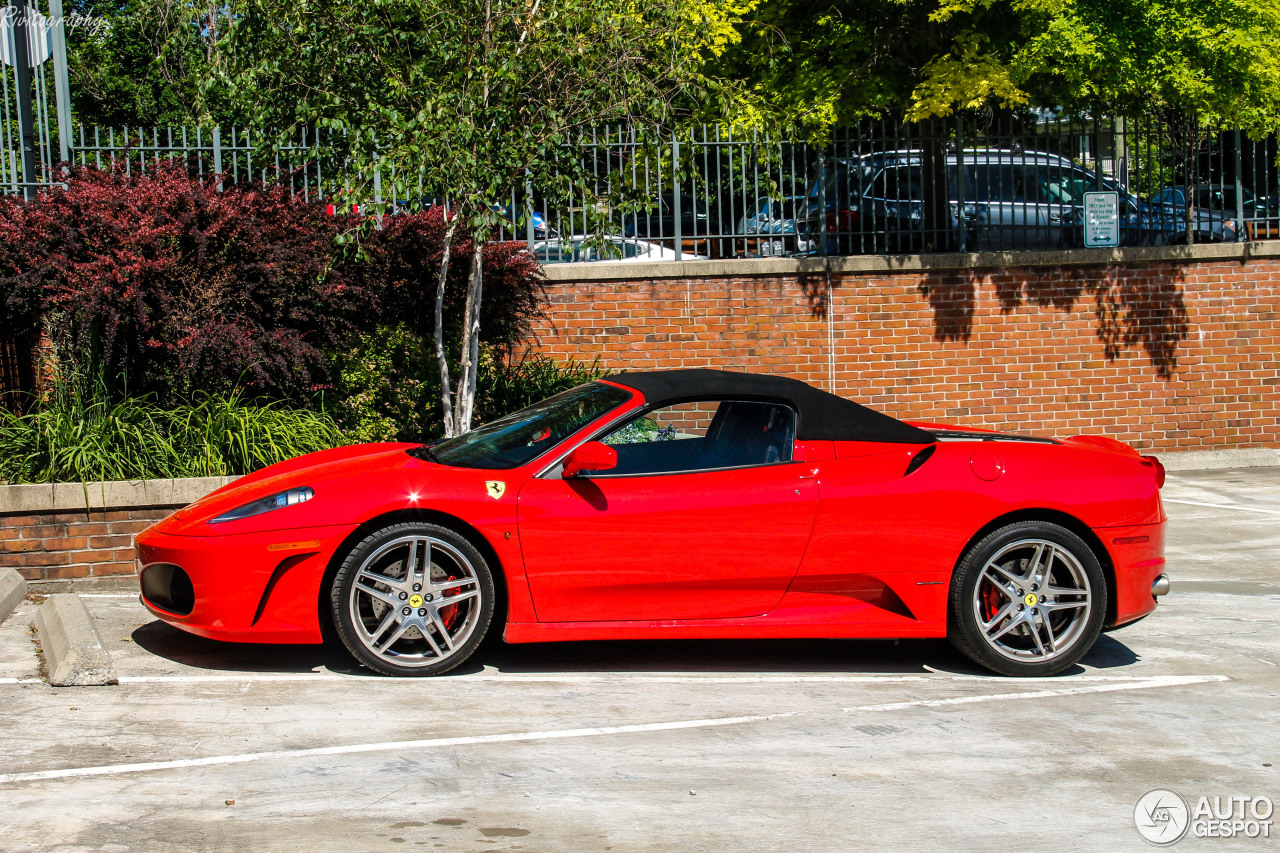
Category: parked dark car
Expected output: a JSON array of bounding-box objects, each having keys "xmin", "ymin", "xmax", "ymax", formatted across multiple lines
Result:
[
  {"xmin": 622, "ymin": 194, "xmax": 713, "ymax": 255},
  {"xmin": 1150, "ymin": 185, "xmax": 1264, "ymax": 243},
  {"xmin": 799, "ymin": 149, "xmax": 1212, "ymax": 254}
]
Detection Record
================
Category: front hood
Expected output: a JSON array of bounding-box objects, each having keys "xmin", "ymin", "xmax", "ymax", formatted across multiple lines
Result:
[{"xmin": 153, "ymin": 442, "xmax": 421, "ymax": 535}]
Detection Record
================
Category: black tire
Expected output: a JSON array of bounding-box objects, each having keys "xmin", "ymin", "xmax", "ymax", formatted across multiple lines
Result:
[
  {"xmin": 948, "ymin": 521, "xmax": 1107, "ymax": 677},
  {"xmin": 330, "ymin": 522, "xmax": 495, "ymax": 676}
]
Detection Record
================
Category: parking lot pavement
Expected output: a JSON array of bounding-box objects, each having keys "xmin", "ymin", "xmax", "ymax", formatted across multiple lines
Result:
[{"xmin": 0, "ymin": 468, "xmax": 1276, "ymax": 852}]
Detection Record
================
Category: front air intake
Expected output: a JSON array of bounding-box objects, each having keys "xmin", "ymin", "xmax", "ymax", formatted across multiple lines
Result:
[{"xmin": 141, "ymin": 563, "xmax": 195, "ymax": 616}]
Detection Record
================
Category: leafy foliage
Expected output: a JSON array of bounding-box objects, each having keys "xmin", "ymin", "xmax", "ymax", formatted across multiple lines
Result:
[
  {"xmin": 0, "ymin": 368, "xmax": 348, "ymax": 484},
  {"xmin": 907, "ymin": 0, "xmax": 1280, "ymax": 132},
  {"xmin": 708, "ymin": 0, "xmax": 941, "ymax": 135},
  {"xmin": 474, "ymin": 352, "xmax": 609, "ymax": 428},
  {"xmin": 66, "ymin": 0, "xmax": 237, "ymax": 127},
  {"xmin": 368, "ymin": 208, "xmax": 547, "ymax": 355},
  {"xmin": 217, "ymin": 0, "xmax": 757, "ymax": 435},
  {"xmin": 0, "ymin": 166, "xmax": 550, "ymax": 410},
  {"xmin": 218, "ymin": 0, "xmax": 750, "ymax": 206},
  {"xmin": 0, "ymin": 163, "xmax": 370, "ymax": 404},
  {"xmin": 327, "ymin": 325, "xmax": 607, "ymax": 444}
]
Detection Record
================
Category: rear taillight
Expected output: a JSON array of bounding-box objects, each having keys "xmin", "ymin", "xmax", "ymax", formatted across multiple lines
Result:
[
  {"xmin": 825, "ymin": 208, "xmax": 859, "ymax": 232},
  {"xmin": 1142, "ymin": 455, "xmax": 1166, "ymax": 489}
]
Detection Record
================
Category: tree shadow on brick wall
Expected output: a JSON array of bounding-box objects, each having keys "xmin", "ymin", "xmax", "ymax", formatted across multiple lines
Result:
[
  {"xmin": 797, "ymin": 268, "xmax": 831, "ymax": 319},
  {"xmin": 917, "ymin": 271, "xmax": 982, "ymax": 342},
  {"xmin": 917, "ymin": 264, "xmax": 1189, "ymax": 378}
]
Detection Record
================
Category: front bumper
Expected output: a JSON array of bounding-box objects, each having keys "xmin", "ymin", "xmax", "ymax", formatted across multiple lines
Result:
[{"xmin": 136, "ymin": 524, "xmax": 357, "ymax": 644}]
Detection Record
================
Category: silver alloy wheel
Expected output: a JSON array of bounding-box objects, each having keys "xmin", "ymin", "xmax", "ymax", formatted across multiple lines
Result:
[
  {"xmin": 972, "ymin": 538, "xmax": 1092, "ymax": 663},
  {"xmin": 347, "ymin": 534, "xmax": 483, "ymax": 669}
]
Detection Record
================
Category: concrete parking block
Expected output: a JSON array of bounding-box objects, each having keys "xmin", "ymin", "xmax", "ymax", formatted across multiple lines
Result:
[
  {"xmin": 34, "ymin": 593, "xmax": 118, "ymax": 686},
  {"xmin": 0, "ymin": 567, "xmax": 26, "ymax": 625}
]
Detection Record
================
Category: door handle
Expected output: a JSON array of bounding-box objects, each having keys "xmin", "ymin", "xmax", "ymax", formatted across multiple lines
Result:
[{"xmin": 796, "ymin": 468, "xmax": 820, "ymax": 479}]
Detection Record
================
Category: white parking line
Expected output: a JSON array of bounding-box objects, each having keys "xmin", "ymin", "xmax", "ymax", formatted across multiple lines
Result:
[
  {"xmin": 0, "ymin": 672, "xmax": 1208, "ymax": 686},
  {"xmin": 0, "ymin": 674, "xmax": 1226, "ymax": 785},
  {"xmin": 842, "ymin": 674, "xmax": 1227, "ymax": 712},
  {"xmin": 5, "ymin": 672, "xmax": 1193, "ymax": 686},
  {"xmin": 1162, "ymin": 498, "xmax": 1280, "ymax": 516}
]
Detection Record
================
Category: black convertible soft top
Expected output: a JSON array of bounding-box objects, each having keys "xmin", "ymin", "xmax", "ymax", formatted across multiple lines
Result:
[{"xmin": 607, "ymin": 369, "xmax": 935, "ymax": 444}]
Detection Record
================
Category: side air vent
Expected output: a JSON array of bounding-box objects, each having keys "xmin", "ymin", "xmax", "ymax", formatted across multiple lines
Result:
[{"xmin": 904, "ymin": 444, "xmax": 937, "ymax": 476}]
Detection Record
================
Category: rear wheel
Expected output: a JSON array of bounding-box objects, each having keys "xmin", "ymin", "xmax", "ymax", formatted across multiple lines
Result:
[
  {"xmin": 331, "ymin": 522, "xmax": 495, "ymax": 676},
  {"xmin": 948, "ymin": 522, "xmax": 1106, "ymax": 677}
]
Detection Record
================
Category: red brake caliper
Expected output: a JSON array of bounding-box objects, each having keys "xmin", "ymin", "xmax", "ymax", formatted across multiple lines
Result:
[
  {"xmin": 439, "ymin": 575, "xmax": 462, "ymax": 629},
  {"xmin": 981, "ymin": 581, "xmax": 1004, "ymax": 623}
]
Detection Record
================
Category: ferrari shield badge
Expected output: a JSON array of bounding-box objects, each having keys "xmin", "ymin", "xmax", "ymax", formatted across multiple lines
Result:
[{"xmin": 485, "ymin": 480, "xmax": 506, "ymax": 500}]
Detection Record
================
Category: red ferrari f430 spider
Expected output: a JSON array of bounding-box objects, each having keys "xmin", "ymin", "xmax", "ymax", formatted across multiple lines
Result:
[{"xmin": 136, "ymin": 370, "xmax": 1169, "ymax": 677}]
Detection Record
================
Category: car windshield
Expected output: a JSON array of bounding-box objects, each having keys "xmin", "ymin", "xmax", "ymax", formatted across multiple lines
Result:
[{"xmin": 421, "ymin": 382, "xmax": 632, "ymax": 469}]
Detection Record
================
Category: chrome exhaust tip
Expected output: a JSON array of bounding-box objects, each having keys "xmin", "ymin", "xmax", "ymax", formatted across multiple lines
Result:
[{"xmin": 1151, "ymin": 574, "xmax": 1171, "ymax": 598}]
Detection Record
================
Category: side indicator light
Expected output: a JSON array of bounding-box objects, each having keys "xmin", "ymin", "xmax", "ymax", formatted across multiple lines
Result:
[
  {"xmin": 1112, "ymin": 535, "xmax": 1150, "ymax": 545},
  {"xmin": 267, "ymin": 540, "xmax": 322, "ymax": 552}
]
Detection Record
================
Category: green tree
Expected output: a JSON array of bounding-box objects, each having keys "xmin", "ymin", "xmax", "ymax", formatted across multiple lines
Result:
[
  {"xmin": 218, "ymin": 0, "xmax": 747, "ymax": 436},
  {"xmin": 905, "ymin": 0, "xmax": 1280, "ymax": 133},
  {"xmin": 710, "ymin": 0, "xmax": 930, "ymax": 134},
  {"xmin": 66, "ymin": 0, "xmax": 235, "ymax": 128}
]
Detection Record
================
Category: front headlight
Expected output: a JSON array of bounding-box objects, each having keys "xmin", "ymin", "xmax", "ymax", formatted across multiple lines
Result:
[{"xmin": 210, "ymin": 487, "xmax": 314, "ymax": 524}]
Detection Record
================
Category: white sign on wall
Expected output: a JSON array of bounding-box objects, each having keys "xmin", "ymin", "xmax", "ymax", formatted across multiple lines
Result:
[{"xmin": 1083, "ymin": 191, "xmax": 1121, "ymax": 248}]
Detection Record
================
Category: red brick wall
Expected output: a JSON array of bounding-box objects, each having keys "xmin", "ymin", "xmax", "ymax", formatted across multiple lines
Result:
[
  {"xmin": 0, "ymin": 508, "xmax": 172, "ymax": 582},
  {"xmin": 531, "ymin": 255, "xmax": 1280, "ymax": 452}
]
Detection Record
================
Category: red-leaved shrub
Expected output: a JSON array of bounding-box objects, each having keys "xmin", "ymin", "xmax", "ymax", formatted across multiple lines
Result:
[
  {"xmin": 367, "ymin": 207, "xmax": 546, "ymax": 354},
  {"xmin": 0, "ymin": 163, "xmax": 370, "ymax": 401},
  {"xmin": 0, "ymin": 164, "xmax": 546, "ymax": 405}
]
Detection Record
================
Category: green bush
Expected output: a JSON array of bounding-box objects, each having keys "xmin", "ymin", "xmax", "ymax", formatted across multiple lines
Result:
[
  {"xmin": 0, "ymin": 370, "xmax": 348, "ymax": 484},
  {"xmin": 326, "ymin": 326, "xmax": 607, "ymax": 443}
]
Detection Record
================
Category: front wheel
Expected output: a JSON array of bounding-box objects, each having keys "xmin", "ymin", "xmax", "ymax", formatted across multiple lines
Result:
[
  {"xmin": 331, "ymin": 522, "xmax": 495, "ymax": 676},
  {"xmin": 948, "ymin": 522, "xmax": 1107, "ymax": 677}
]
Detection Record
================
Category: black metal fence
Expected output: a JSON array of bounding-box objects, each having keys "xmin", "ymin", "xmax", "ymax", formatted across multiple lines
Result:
[{"xmin": 58, "ymin": 114, "xmax": 1280, "ymax": 261}]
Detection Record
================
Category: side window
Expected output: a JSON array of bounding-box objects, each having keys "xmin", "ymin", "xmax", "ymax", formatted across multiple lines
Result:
[
  {"xmin": 1196, "ymin": 187, "xmax": 1227, "ymax": 210},
  {"xmin": 598, "ymin": 400, "xmax": 796, "ymax": 476},
  {"xmin": 869, "ymin": 166, "xmax": 924, "ymax": 202},
  {"xmin": 1036, "ymin": 167, "xmax": 1090, "ymax": 204},
  {"xmin": 971, "ymin": 165, "xmax": 1028, "ymax": 202}
]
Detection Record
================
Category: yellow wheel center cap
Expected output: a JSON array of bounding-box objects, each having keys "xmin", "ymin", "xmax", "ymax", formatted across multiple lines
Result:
[
  {"xmin": 409, "ymin": 594, "xmax": 424, "ymax": 608},
  {"xmin": 1024, "ymin": 593, "xmax": 1038, "ymax": 607}
]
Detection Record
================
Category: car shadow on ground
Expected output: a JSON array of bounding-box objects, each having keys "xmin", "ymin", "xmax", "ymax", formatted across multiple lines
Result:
[
  {"xmin": 131, "ymin": 619, "xmax": 1141, "ymax": 678},
  {"xmin": 130, "ymin": 621, "xmax": 368, "ymax": 675}
]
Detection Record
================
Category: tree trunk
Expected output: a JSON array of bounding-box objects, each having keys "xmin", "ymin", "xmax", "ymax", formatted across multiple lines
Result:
[
  {"xmin": 921, "ymin": 119, "xmax": 954, "ymax": 252},
  {"xmin": 454, "ymin": 237, "xmax": 484, "ymax": 435},
  {"xmin": 434, "ymin": 217, "xmax": 459, "ymax": 438}
]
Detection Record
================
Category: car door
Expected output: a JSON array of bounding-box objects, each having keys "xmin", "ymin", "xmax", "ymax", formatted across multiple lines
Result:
[
  {"xmin": 972, "ymin": 162, "xmax": 1041, "ymax": 249},
  {"xmin": 516, "ymin": 399, "xmax": 819, "ymax": 623}
]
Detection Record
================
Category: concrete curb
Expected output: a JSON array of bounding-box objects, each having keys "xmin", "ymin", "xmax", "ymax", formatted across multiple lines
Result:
[
  {"xmin": 34, "ymin": 594, "xmax": 118, "ymax": 686},
  {"xmin": 540, "ymin": 239, "xmax": 1280, "ymax": 281},
  {"xmin": 0, "ymin": 567, "xmax": 26, "ymax": 625},
  {"xmin": 1159, "ymin": 447, "xmax": 1280, "ymax": 472},
  {"xmin": 0, "ymin": 476, "xmax": 238, "ymax": 515}
]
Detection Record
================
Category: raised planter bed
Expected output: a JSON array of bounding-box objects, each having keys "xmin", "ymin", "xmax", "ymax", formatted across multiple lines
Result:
[{"xmin": 0, "ymin": 477, "xmax": 237, "ymax": 584}]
